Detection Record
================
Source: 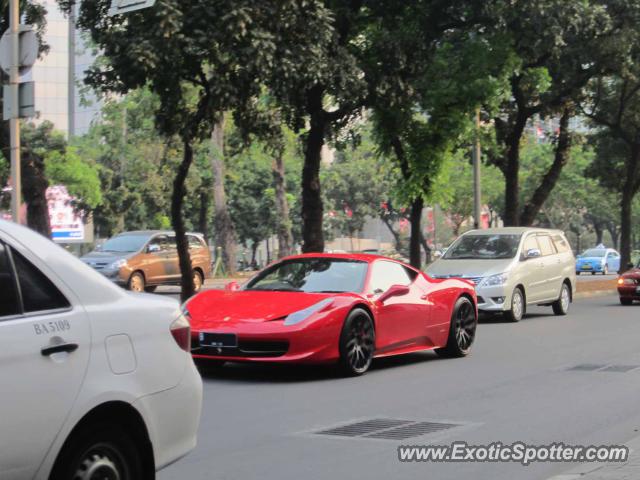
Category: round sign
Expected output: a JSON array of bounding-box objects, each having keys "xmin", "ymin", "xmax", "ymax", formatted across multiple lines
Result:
[{"xmin": 0, "ymin": 27, "xmax": 38, "ymax": 76}]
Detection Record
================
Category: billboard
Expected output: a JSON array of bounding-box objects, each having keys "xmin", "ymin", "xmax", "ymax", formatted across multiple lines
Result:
[{"xmin": 48, "ymin": 185, "xmax": 85, "ymax": 243}]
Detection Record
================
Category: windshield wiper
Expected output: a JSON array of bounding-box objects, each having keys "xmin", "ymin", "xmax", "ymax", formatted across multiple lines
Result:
[{"xmin": 316, "ymin": 290, "xmax": 346, "ymax": 293}]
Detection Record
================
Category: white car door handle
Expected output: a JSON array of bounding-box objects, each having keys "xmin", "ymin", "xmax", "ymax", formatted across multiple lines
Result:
[{"xmin": 41, "ymin": 343, "xmax": 78, "ymax": 357}]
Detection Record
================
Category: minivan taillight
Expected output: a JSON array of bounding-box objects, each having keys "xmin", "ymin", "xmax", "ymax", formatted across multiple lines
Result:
[{"xmin": 171, "ymin": 310, "xmax": 191, "ymax": 352}]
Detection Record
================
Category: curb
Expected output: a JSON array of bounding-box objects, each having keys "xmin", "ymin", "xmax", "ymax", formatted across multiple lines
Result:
[{"xmin": 574, "ymin": 289, "xmax": 617, "ymax": 300}]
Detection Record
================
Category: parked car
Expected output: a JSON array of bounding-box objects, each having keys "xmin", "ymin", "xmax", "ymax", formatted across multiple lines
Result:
[
  {"xmin": 576, "ymin": 246, "xmax": 621, "ymax": 275},
  {"xmin": 187, "ymin": 253, "xmax": 477, "ymax": 376},
  {"xmin": 426, "ymin": 228, "xmax": 576, "ymax": 322},
  {"xmin": 0, "ymin": 219, "xmax": 202, "ymax": 480},
  {"xmin": 617, "ymin": 259, "xmax": 640, "ymax": 305},
  {"xmin": 82, "ymin": 230, "xmax": 211, "ymax": 292}
]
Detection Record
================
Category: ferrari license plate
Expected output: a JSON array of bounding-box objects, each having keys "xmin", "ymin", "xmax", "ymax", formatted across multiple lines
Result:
[{"xmin": 199, "ymin": 332, "xmax": 237, "ymax": 348}]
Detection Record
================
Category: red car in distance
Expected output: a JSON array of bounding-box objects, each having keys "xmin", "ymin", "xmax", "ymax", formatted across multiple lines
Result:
[
  {"xmin": 618, "ymin": 259, "xmax": 640, "ymax": 305},
  {"xmin": 186, "ymin": 253, "xmax": 477, "ymax": 376}
]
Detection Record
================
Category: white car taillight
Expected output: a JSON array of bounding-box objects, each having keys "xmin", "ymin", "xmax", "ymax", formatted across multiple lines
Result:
[{"xmin": 171, "ymin": 309, "xmax": 191, "ymax": 352}]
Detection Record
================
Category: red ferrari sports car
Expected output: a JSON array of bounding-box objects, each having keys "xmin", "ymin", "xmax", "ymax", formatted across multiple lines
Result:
[{"xmin": 186, "ymin": 253, "xmax": 477, "ymax": 376}]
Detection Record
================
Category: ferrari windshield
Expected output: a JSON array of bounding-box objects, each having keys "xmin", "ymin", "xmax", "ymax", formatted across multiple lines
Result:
[
  {"xmin": 443, "ymin": 234, "xmax": 522, "ymax": 260},
  {"xmin": 245, "ymin": 258, "xmax": 368, "ymax": 293}
]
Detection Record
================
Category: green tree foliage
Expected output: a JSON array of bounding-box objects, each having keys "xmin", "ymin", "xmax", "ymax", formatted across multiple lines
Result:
[
  {"xmin": 322, "ymin": 130, "xmax": 392, "ymax": 242},
  {"xmin": 437, "ymin": 150, "xmax": 504, "ymax": 237},
  {"xmin": 70, "ymin": 0, "xmax": 334, "ymax": 300},
  {"xmin": 582, "ymin": 32, "xmax": 640, "ymax": 270},
  {"xmin": 487, "ymin": 0, "xmax": 633, "ymax": 227},
  {"xmin": 45, "ymin": 148, "xmax": 102, "ymax": 211}
]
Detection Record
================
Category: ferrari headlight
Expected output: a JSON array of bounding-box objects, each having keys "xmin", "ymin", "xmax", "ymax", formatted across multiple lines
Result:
[
  {"xmin": 109, "ymin": 258, "xmax": 128, "ymax": 270},
  {"xmin": 619, "ymin": 278, "xmax": 635, "ymax": 285},
  {"xmin": 284, "ymin": 298, "xmax": 334, "ymax": 326},
  {"xmin": 481, "ymin": 273, "xmax": 508, "ymax": 287}
]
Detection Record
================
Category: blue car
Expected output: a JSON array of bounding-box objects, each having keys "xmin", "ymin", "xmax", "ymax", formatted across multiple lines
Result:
[{"xmin": 576, "ymin": 247, "xmax": 621, "ymax": 275}]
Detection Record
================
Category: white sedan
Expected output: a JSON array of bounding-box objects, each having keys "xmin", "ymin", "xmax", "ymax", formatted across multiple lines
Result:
[{"xmin": 0, "ymin": 220, "xmax": 202, "ymax": 479}]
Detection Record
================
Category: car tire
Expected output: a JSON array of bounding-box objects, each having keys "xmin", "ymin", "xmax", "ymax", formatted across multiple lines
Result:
[
  {"xmin": 504, "ymin": 287, "xmax": 525, "ymax": 322},
  {"xmin": 435, "ymin": 296, "xmax": 477, "ymax": 358},
  {"xmin": 193, "ymin": 270, "xmax": 204, "ymax": 292},
  {"xmin": 128, "ymin": 272, "xmax": 145, "ymax": 292},
  {"xmin": 620, "ymin": 298, "xmax": 633, "ymax": 306},
  {"xmin": 338, "ymin": 308, "xmax": 375, "ymax": 376},
  {"xmin": 591, "ymin": 271, "xmax": 596, "ymax": 275},
  {"xmin": 49, "ymin": 422, "xmax": 144, "ymax": 480},
  {"xmin": 552, "ymin": 283, "xmax": 571, "ymax": 315},
  {"xmin": 144, "ymin": 285, "xmax": 157, "ymax": 293}
]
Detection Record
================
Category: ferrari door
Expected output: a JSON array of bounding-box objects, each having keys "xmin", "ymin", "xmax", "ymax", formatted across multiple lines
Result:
[{"xmin": 369, "ymin": 260, "xmax": 432, "ymax": 352}]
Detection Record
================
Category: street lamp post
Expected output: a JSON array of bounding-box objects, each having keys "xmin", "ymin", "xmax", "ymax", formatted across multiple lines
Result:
[{"xmin": 9, "ymin": 0, "xmax": 21, "ymax": 224}]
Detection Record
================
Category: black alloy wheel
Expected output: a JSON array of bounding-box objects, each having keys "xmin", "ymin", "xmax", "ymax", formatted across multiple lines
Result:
[{"xmin": 339, "ymin": 308, "xmax": 375, "ymax": 376}]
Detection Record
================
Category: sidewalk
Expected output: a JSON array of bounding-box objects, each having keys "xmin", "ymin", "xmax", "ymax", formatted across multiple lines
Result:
[
  {"xmin": 574, "ymin": 278, "xmax": 617, "ymax": 299},
  {"xmin": 549, "ymin": 435, "xmax": 640, "ymax": 480}
]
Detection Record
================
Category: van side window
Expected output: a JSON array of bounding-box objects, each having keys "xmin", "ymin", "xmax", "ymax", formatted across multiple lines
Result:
[
  {"xmin": 188, "ymin": 235, "xmax": 204, "ymax": 250},
  {"xmin": 551, "ymin": 234, "xmax": 570, "ymax": 253},
  {"xmin": 522, "ymin": 235, "xmax": 539, "ymax": 255},
  {"xmin": 537, "ymin": 235, "xmax": 556, "ymax": 256},
  {"xmin": 10, "ymin": 248, "xmax": 70, "ymax": 313},
  {"xmin": 0, "ymin": 243, "xmax": 20, "ymax": 318}
]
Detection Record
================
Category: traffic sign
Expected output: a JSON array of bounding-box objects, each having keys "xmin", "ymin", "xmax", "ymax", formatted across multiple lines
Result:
[
  {"xmin": 109, "ymin": 0, "xmax": 156, "ymax": 16},
  {"xmin": 3, "ymin": 82, "xmax": 35, "ymax": 119},
  {"xmin": 0, "ymin": 25, "xmax": 37, "ymax": 76}
]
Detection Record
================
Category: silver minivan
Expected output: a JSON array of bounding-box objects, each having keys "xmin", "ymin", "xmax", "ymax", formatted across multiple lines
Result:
[{"xmin": 427, "ymin": 228, "xmax": 576, "ymax": 321}]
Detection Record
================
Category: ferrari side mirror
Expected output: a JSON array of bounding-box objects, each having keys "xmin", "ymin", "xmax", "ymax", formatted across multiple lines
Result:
[{"xmin": 378, "ymin": 284, "xmax": 410, "ymax": 304}]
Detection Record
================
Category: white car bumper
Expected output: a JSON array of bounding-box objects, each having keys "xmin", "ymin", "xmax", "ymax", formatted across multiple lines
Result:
[
  {"xmin": 133, "ymin": 359, "xmax": 203, "ymax": 470},
  {"xmin": 475, "ymin": 284, "xmax": 510, "ymax": 312}
]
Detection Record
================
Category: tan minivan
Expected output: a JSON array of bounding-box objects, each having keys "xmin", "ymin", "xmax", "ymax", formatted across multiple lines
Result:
[
  {"xmin": 427, "ymin": 228, "xmax": 577, "ymax": 322},
  {"xmin": 81, "ymin": 230, "xmax": 212, "ymax": 292}
]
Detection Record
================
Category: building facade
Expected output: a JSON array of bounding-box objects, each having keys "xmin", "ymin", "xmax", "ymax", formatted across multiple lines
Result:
[{"xmin": 30, "ymin": 0, "xmax": 100, "ymax": 137}]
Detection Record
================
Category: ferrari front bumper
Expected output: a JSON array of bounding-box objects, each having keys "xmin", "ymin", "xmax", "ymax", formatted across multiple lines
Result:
[{"xmin": 191, "ymin": 319, "xmax": 342, "ymax": 364}]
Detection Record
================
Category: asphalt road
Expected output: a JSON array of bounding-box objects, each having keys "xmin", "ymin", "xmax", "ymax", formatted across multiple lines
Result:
[{"xmin": 159, "ymin": 294, "xmax": 640, "ymax": 480}]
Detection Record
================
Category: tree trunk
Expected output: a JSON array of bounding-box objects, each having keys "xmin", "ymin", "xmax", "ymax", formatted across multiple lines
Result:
[
  {"xmin": 272, "ymin": 149, "xmax": 293, "ymax": 258},
  {"xmin": 21, "ymin": 152, "xmax": 51, "ymax": 236},
  {"xmin": 251, "ymin": 242, "xmax": 258, "ymax": 269},
  {"xmin": 198, "ymin": 188, "xmax": 210, "ymax": 243},
  {"xmin": 409, "ymin": 197, "xmax": 424, "ymax": 268},
  {"xmin": 620, "ymin": 185, "xmax": 634, "ymax": 272},
  {"xmin": 266, "ymin": 238, "xmax": 271, "ymax": 264},
  {"xmin": 503, "ymin": 122, "xmax": 526, "ymax": 227},
  {"xmin": 172, "ymin": 137, "xmax": 195, "ymax": 302},
  {"xmin": 301, "ymin": 87, "xmax": 326, "ymax": 253},
  {"xmin": 520, "ymin": 108, "xmax": 572, "ymax": 226},
  {"xmin": 419, "ymin": 231, "xmax": 432, "ymax": 265},
  {"xmin": 594, "ymin": 222, "xmax": 604, "ymax": 246},
  {"xmin": 211, "ymin": 118, "xmax": 237, "ymax": 276},
  {"xmin": 606, "ymin": 222, "xmax": 619, "ymax": 249},
  {"xmin": 381, "ymin": 216, "xmax": 402, "ymax": 251}
]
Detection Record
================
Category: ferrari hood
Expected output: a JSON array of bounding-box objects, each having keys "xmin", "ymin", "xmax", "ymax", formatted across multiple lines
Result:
[{"xmin": 186, "ymin": 290, "xmax": 339, "ymax": 327}]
